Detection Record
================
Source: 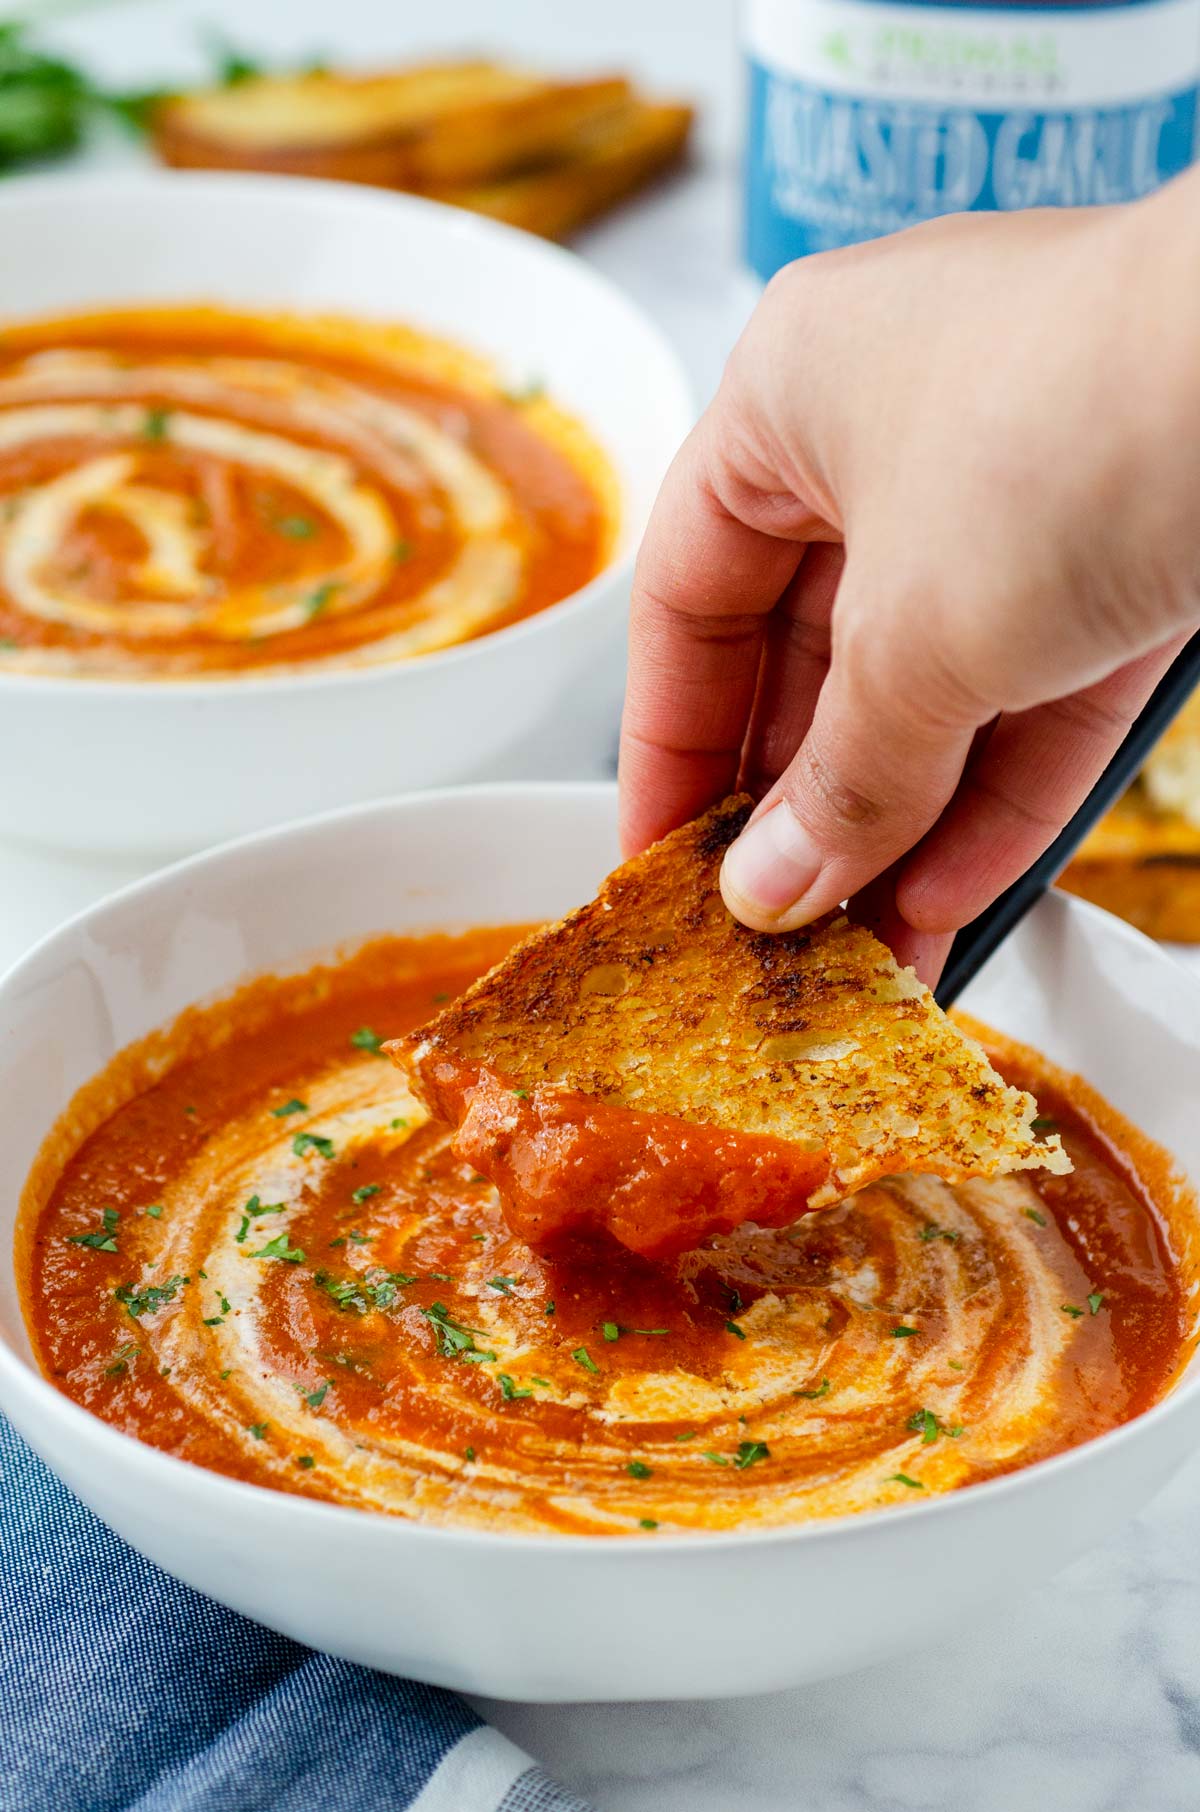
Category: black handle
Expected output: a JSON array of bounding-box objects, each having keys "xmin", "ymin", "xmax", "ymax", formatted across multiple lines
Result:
[{"xmin": 935, "ymin": 630, "xmax": 1200, "ymax": 1008}]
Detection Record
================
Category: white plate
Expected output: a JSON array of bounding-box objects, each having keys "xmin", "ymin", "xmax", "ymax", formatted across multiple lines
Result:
[
  {"xmin": 2, "ymin": 782, "xmax": 1199, "ymax": 1701},
  {"xmin": 0, "ymin": 174, "xmax": 692, "ymax": 854}
]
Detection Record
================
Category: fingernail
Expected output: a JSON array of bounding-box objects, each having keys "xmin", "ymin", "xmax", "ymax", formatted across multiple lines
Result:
[{"xmin": 720, "ymin": 802, "xmax": 822, "ymax": 926}]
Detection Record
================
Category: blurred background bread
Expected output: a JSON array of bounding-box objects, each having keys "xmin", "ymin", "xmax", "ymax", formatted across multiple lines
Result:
[{"xmin": 149, "ymin": 59, "xmax": 694, "ymax": 237}]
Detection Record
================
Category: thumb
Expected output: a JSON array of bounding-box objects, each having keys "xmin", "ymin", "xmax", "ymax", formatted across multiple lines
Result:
[{"xmin": 720, "ymin": 567, "xmax": 983, "ymax": 932}]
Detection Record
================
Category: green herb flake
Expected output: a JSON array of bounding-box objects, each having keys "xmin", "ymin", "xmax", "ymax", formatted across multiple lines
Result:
[
  {"xmin": 907, "ymin": 1408, "xmax": 940, "ymax": 1445},
  {"xmin": 734, "ymin": 1440, "xmax": 770, "ymax": 1470},
  {"xmin": 724, "ymin": 1319, "xmax": 747, "ymax": 1340},
  {"xmin": 947, "ymin": 1359, "xmax": 965, "ymax": 1371},
  {"xmin": 292, "ymin": 1132, "xmax": 335, "ymax": 1160},
  {"xmin": 626, "ymin": 1460, "xmax": 652, "ymax": 1480},
  {"xmin": 571, "ymin": 1346, "xmax": 599, "ymax": 1375},
  {"xmin": 304, "ymin": 581, "xmax": 337, "ymax": 620},
  {"xmin": 892, "ymin": 1325, "xmax": 919, "ymax": 1338},
  {"xmin": 144, "ymin": 1203, "xmax": 164, "ymax": 1220},
  {"xmin": 888, "ymin": 1472, "xmax": 924, "ymax": 1489},
  {"xmin": 250, "ymin": 1233, "xmax": 305, "ymax": 1264},
  {"xmin": 304, "ymin": 1381, "xmax": 329, "ymax": 1409},
  {"xmin": 464, "ymin": 1446, "xmax": 476, "ymax": 1462},
  {"xmin": 674, "ymin": 1430, "xmax": 697, "ymax": 1442},
  {"xmin": 1031, "ymin": 1116, "xmax": 1059, "ymax": 1135},
  {"xmin": 1088, "ymin": 1291, "xmax": 1105, "ymax": 1315},
  {"xmin": 392, "ymin": 538, "xmax": 412, "ymax": 562},
  {"xmin": 796, "ymin": 1377, "xmax": 831, "ymax": 1400},
  {"xmin": 487, "ymin": 1276, "xmax": 516, "ymax": 1295},
  {"xmin": 701, "ymin": 1451, "xmax": 729, "ymax": 1467},
  {"xmin": 602, "ymin": 1320, "xmax": 621, "ymax": 1342},
  {"xmin": 1061, "ymin": 1303, "xmax": 1084, "ymax": 1319},
  {"xmin": 68, "ymin": 1207, "xmax": 121, "ymax": 1253},
  {"xmin": 423, "ymin": 1300, "xmax": 492, "ymax": 1362},
  {"xmin": 544, "ymin": 1300, "xmax": 556, "ymax": 1317},
  {"xmin": 276, "ymin": 515, "xmax": 315, "ymax": 539},
  {"xmin": 104, "ymin": 1343, "xmax": 139, "ymax": 1378},
  {"xmin": 349, "ymin": 1026, "xmax": 385, "ymax": 1055},
  {"xmin": 390, "ymin": 1117, "xmax": 408, "ymax": 1130},
  {"xmin": 219, "ymin": 1368, "xmax": 232, "ymax": 1380},
  {"xmin": 295, "ymin": 1454, "xmax": 316, "ymax": 1470},
  {"xmin": 248, "ymin": 1423, "xmax": 268, "ymax": 1440},
  {"xmin": 202, "ymin": 1316, "xmax": 224, "ymax": 1327},
  {"xmin": 1024, "ymin": 1207, "xmax": 1048, "ymax": 1227},
  {"xmin": 499, "ymin": 1373, "xmax": 533, "ymax": 1400},
  {"xmin": 271, "ymin": 1098, "xmax": 308, "ymax": 1118},
  {"xmin": 352, "ymin": 1184, "xmax": 381, "ymax": 1205},
  {"xmin": 638, "ymin": 1518, "xmax": 658, "ymax": 1530},
  {"xmin": 513, "ymin": 1088, "xmax": 529, "ymax": 1100},
  {"xmin": 114, "ymin": 1273, "xmax": 186, "ymax": 1320},
  {"xmin": 142, "ymin": 407, "xmax": 170, "ymax": 441}
]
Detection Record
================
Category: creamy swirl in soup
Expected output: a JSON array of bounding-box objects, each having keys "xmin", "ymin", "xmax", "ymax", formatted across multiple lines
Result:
[
  {"xmin": 19, "ymin": 930, "xmax": 1197, "ymax": 1536},
  {"xmin": 0, "ymin": 309, "xmax": 613, "ymax": 677}
]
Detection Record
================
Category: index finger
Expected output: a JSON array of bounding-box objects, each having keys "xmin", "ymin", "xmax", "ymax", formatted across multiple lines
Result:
[{"xmin": 617, "ymin": 416, "xmax": 810, "ymax": 856}]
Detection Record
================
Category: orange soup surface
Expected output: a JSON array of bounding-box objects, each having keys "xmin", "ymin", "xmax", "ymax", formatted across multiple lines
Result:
[
  {"xmin": 0, "ymin": 308, "xmax": 612, "ymax": 677},
  {"xmin": 19, "ymin": 929, "xmax": 1199, "ymax": 1536}
]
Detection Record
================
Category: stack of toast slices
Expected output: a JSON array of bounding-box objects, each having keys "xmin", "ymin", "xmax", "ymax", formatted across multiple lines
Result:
[{"xmin": 150, "ymin": 60, "xmax": 694, "ymax": 238}]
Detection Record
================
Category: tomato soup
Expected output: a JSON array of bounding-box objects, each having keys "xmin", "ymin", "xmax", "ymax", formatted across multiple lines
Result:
[
  {"xmin": 0, "ymin": 307, "xmax": 613, "ymax": 677},
  {"xmin": 18, "ymin": 930, "xmax": 1198, "ymax": 1536}
]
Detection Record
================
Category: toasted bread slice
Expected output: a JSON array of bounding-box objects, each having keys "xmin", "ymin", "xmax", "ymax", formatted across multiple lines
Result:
[
  {"xmin": 151, "ymin": 63, "xmax": 634, "ymax": 190},
  {"xmin": 393, "ymin": 796, "xmax": 1067, "ymax": 1258},
  {"xmin": 1059, "ymin": 786, "xmax": 1200, "ymax": 942},
  {"xmin": 434, "ymin": 99, "xmax": 693, "ymax": 238}
]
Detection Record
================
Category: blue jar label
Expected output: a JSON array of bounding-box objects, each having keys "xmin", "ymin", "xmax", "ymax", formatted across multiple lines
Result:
[{"xmin": 745, "ymin": 0, "xmax": 1200, "ymax": 275}]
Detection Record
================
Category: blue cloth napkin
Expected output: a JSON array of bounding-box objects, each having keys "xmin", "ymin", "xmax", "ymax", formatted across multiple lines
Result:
[{"xmin": 0, "ymin": 1414, "xmax": 591, "ymax": 1812}]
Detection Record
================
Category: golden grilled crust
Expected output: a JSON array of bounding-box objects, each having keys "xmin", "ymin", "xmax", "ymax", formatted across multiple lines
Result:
[
  {"xmin": 399, "ymin": 796, "xmax": 1068, "ymax": 1202},
  {"xmin": 148, "ymin": 64, "xmax": 690, "ymax": 235},
  {"xmin": 1059, "ymin": 788, "xmax": 1200, "ymax": 943}
]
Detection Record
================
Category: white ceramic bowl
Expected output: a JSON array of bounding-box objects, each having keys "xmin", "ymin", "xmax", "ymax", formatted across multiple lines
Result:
[
  {"xmin": 3, "ymin": 782, "xmax": 1200, "ymax": 1702},
  {"xmin": 0, "ymin": 174, "xmax": 692, "ymax": 855}
]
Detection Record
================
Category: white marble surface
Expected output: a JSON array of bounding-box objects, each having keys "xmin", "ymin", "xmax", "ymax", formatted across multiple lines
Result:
[{"xmin": 4, "ymin": 5, "xmax": 1200, "ymax": 1811}]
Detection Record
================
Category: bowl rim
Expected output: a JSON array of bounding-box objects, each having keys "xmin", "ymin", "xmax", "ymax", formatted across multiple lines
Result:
[
  {"xmin": 0, "ymin": 169, "xmax": 694, "ymax": 699},
  {"xmin": 4, "ymin": 778, "xmax": 1199, "ymax": 1558}
]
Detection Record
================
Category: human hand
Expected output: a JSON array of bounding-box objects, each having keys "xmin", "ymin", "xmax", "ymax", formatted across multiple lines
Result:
[{"xmin": 618, "ymin": 171, "xmax": 1200, "ymax": 980}]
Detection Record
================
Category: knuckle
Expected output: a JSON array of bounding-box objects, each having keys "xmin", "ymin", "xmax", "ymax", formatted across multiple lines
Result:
[{"xmin": 783, "ymin": 738, "xmax": 886, "ymax": 832}]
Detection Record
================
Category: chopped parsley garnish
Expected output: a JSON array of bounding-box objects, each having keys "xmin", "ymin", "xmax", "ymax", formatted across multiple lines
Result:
[
  {"xmin": 271, "ymin": 1098, "xmax": 308, "ymax": 1118},
  {"xmin": 724, "ymin": 1319, "xmax": 747, "ymax": 1340},
  {"xmin": 114, "ymin": 1274, "xmax": 186, "ymax": 1320},
  {"xmin": 888, "ymin": 1472, "xmax": 924, "ymax": 1489},
  {"xmin": 248, "ymin": 1423, "xmax": 268, "ymax": 1440},
  {"xmin": 544, "ymin": 1301, "xmax": 556, "ymax": 1317},
  {"xmin": 250, "ymin": 1233, "xmax": 305, "ymax": 1263},
  {"xmin": 304, "ymin": 581, "xmax": 337, "ymax": 620},
  {"xmin": 796, "ymin": 1377, "xmax": 831, "ymax": 1400},
  {"xmin": 639, "ymin": 1518, "xmax": 658, "ymax": 1530},
  {"xmin": 328, "ymin": 1237, "xmax": 346, "ymax": 1249},
  {"xmin": 907, "ymin": 1408, "xmax": 940, "ymax": 1445},
  {"xmin": 892, "ymin": 1325, "xmax": 919, "ymax": 1338},
  {"xmin": 144, "ymin": 1203, "xmax": 164, "ymax": 1220},
  {"xmin": 1031, "ymin": 1116, "xmax": 1059, "ymax": 1134},
  {"xmin": 1061, "ymin": 1303, "xmax": 1084, "ymax": 1318},
  {"xmin": 392, "ymin": 538, "xmax": 412, "ymax": 562},
  {"xmin": 499, "ymin": 1373, "xmax": 532, "ymax": 1400},
  {"xmin": 464, "ymin": 1446, "xmax": 476, "ymax": 1462},
  {"xmin": 390, "ymin": 1117, "xmax": 408, "ymax": 1130},
  {"xmin": 349, "ymin": 1026, "xmax": 385, "ymax": 1055},
  {"xmin": 423, "ymin": 1300, "xmax": 494, "ymax": 1362},
  {"xmin": 531, "ymin": 1376, "xmax": 550, "ymax": 1387},
  {"xmin": 68, "ymin": 1207, "xmax": 119, "ymax": 1251},
  {"xmin": 1024, "ymin": 1207, "xmax": 1048, "ymax": 1227},
  {"xmin": 304, "ymin": 1381, "xmax": 329, "ymax": 1409},
  {"xmin": 292, "ymin": 1132, "xmax": 335, "ymax": 1160},
  {"xmin": 348, "ymin": 1231, "xmax": 372, "ymax": 1246},
  {"xmin": 487, "ymin": 1276, "xmax": 516, "ymax": 1295},
  {"xmin": 919, "ymin": 1223, "xmax": 959, "ymax": 1244},
  {"xmin": 571, "ymin": 1346, "xmax": 599, "ymax": 1374},
  {"xmin": 947, "ymin": 1359, "xmax": 965, "ymax": 1371},
  {"xmin": 626, "ymin": 1460, "xmax": 653, "ymax": 1480},
  {"xmin": 315, "ymin": 1271, "xmax": 368, "ymax": 1313},
  {"xmin": 352, "ymin": 1184, "xmax": 381, "ymax": 1205},
  {"xmin": 203, "ymin": 1316, "xmax": 224, "ymax": 1327},
  {"xmin": 674, "ymin": 1430, "xmax": 697, "ymax": 1442},
  {"xmin": 142, "ymin": 407, "xmax": 170, "ymax": 441},
  {"xmin": 701, "ymin": 1451, "xmax": 729, "ymax": 1466},
  {"xmin": 734, "ymin": 1440, "xmax": 770, "ymax": 1469},
  {"xmin": 513, "ymin": 1088, "xmax": 529, "ymax": 1100},
  {"xmin": 236, "ymin": 1209, "xmax": 274, "ymax": 1250},
  {"xmin": 295, "ymin": 1455, "xmax": 316, "ymax": 1469},
  {"xmin": 276, "ymin": 515, "xmax": 315, "ymax": 539},
  {"xmin": 104, "ymin": 1343, "xmax": 139, "ymax": 1377},
  {"xmin": 1088, "ymin": 1291, "xmax": 1105, "ymax": 1315},
  {"xmin": 432, "ymin": 991, "xmax": 449, "ymax": 1004},
  {"xmin": 218, "ymin": 1294, "xmax": 231, "ymax": 1314},
  {"xmin": 602, "ymin": 1320, "xmax": 621, "ymax": 1341}
]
